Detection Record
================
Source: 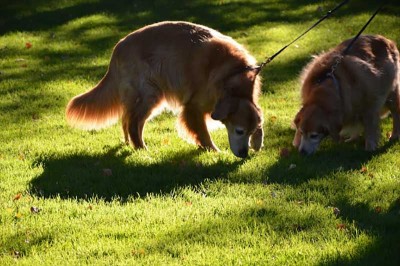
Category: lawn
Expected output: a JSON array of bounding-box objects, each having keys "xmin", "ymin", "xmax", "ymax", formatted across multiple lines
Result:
[{"xmin": 1, "ymin": 0, "xmax": 399, "ymax": 265}]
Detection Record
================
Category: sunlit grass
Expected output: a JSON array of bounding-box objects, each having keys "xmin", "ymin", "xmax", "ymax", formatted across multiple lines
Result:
[{"xmin": 1, "ymin": 0, "xmax": 399, "ymax": 265}]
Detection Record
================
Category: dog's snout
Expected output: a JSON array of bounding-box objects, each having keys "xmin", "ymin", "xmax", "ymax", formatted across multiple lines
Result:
[
  {"xmin": 299, "ymin": 148, "xmax": 309, "ymax": 156},
  {"xmin": 238, "ymin": 148, "xmax": 248, "ymax": 158},
  {"xmin": 300, "ymin": 147, "xmax": 316, "ymax": 156}
]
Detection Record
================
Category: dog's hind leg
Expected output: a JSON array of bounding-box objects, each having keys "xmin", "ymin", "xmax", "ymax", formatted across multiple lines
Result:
[
  {"xmin": 122, "ymin": 109, "xmax": 130, "ymax": 145},
  {"xmin": 179, "ymin": 105, "xmax": 219, "ymax": 151},
  {"xmin": 123, "ymin": 90, "xmax": 162, "ymax": 149},
  {"xmin": 385, "ymin": 85, "xmax": 400, "ymax": 141}
]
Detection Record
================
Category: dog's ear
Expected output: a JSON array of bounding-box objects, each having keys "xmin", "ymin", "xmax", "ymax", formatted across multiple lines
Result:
[
  {"xmin": 292, "ymin": 129, "xmax": 302, "ymax": 147},
  {"xmin": 247, "ymin": 68, "xmax": 260, "ymax": 81},
  {"xmin": 293, "ymin": 107, "xmax": 304, "ymax": 129},
  {"xmin": 292, "ymin": 107, "xmax": 304, "ymax": 147},
  {"xmin": 211, "ymin": 97, "xmax": 239, "ymax": 121}
]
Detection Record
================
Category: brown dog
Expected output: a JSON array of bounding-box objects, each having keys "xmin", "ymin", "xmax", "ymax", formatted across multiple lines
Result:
[
  {"xmin": 66, "ymin": 21, "xmax": 263, "ymax": 158},
  {"xmin": 293, "ymin": 35, "xmax": 400, "ymax": 155}
]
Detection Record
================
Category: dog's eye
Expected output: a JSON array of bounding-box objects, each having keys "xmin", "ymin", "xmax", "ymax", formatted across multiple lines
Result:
[{"xmin": 235, "ymin": 128, "xmax": 245, "ymax": 135}]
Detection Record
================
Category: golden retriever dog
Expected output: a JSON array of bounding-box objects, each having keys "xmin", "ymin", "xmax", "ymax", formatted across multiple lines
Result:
[
  {"xmin": 66, "ymin": 21, "xmax": 263, "ymax": 158},
  {"xmin": 293, "ymin": 35, "xmax": 400, "ymax": 155}
]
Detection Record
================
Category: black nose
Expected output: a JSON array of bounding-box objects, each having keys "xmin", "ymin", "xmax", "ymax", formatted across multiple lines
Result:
[
  {"xmin": 238, "ymin": 148, "xmax": 248, "ymax": 158},
  {"xmin": 300, "ymin": 149, "xmax": 312, "ymax": 156}
]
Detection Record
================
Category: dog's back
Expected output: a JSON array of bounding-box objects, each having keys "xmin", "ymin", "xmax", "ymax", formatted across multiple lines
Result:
[{"xmin": 301, "ymin": 35, "xmax": 399, "ymax": 107}]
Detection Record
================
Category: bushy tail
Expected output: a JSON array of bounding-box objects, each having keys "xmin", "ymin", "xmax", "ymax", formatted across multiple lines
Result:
[{"xmin": 66, "ymin": 68, "xmax": 121, "ymax": 130}]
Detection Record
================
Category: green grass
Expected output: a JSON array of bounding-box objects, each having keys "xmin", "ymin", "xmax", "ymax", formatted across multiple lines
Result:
[{"xmin": 1, "ymin": 0, "xmax": 400, "ymax": 265}]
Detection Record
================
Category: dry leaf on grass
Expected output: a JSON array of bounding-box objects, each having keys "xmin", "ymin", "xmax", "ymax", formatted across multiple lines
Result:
[
  {"xmin": 333, "ymin": 207, "xmax": 340, "ymax": 217},
  {"xmin": 30, "ymin": 206, "xmax": 41, "ymax": 214},
  {"xmin": 279, "ymin": 147, "xmax": 290, "ymax": 158},
  {"xmin": 336, "ymin": 223, "xmax": 346, "ymax": 230},
  {"xmin": 13, "ymin": 193, "xmax": 22, "ymax": 201},
  {"xmin": 102, "ymin": 168, "xmax": 112, "ymax": 177},
  {"xmin": 375, "ymin": 206, "xmax": 382, "ymax": 213},
  {"xmin": 360, "ymin": 166, "xmax": 368, "ymax": 173}
]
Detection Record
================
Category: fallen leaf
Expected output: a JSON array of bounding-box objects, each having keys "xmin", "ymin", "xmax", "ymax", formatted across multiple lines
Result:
[
  {"xmin": 25, "ymin": 42, "xmax": 32, "ymax": 49},
  {"xmin": 185, "ymin": 201, "xmax": 192, "ymax": 206},
  {"xmin": 375, "ymin": 206, "xmax": 382, "ymax": 213},
  {"xmin": 333, "ymin": 207, "xmax": 340, "ymax": 217},
  {"xmin": 21, "ymin": 63, "xmax": 28, "ymax": 68},
  {"xmin": 336, "ymin": 223, "xmax": 346, "ymax": 230},
  {"xmin": 279, "ymin": 147, "xmax": 290, "ymax": 158},
  {"xmin": 18, "ymin": 153, "xmax": 25, "ymax": 160},
  {"xmin": 12, "ymin": 250, "xmax": 21, "ymax": 258},
  {"xmin": 102, "ymin": 168, "xmax": 112, "ymax": 177},
  {"xmin": 131, "ymin": 248, "xmax": 146, "ymax": 256},
  {"xmin": 30, "ymin": 206, "xmax": 40, "ymax": 213},
  {"xmin": 293, "ymin": 224, "xmax": 304, "ymax": 231},
  {"xmin": 368, "ymin": 173, "xmax": 374, "ymax": 178},
  {"xmin": 270, "ymin": 116, "xmax": 277, "ymax": 123},
  {"xmin": 88, "ymin": 205, "xmax": 93, "ymax": 210},
  {"xmin": 15, "ymin": 212, "xmax": 22, "ymax": 219},
  {"xmin": 13, "ymin": 193, "xmax": 22, "ymax": 201},
  {"xmin": 360, "ymin": 166, "xmax": 368, "ymax": 173}
]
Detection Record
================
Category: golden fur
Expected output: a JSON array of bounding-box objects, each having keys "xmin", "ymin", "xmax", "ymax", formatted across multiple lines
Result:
[
  {"xmin": 293, "ymin": 35, "xmax": 400, "ymax": 155},
  {"xmin": 66, "ymin": 21, "xmax": 264, "ymax": 158}
]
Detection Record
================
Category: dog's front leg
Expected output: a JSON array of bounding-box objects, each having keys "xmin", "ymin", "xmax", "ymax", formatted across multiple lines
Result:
[
  {"xmin": 363, "ymin": 111, "xmax": 380, "ymax": 151},
  {"xmin": 250, "ymin": 127, "xmax": 264, "ymax": 151},
  {"xmin": 180, "ymin": 106, "xmax": 219, "ymax": 151}
]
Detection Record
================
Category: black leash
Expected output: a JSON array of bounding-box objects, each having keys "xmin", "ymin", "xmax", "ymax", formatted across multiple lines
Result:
[
  {"xmin": 329, "ymin": 2, "xmax": 385, "ymax": 75},
  {"xmin": 342, "ymin": 3, "xmax": 385, "ymax": 55},
  {"xmin": 328, "ymin": 3, "xmax": 385, "ymax": 102},
  {"xmin": 251, "ymin": 0, "xmax": 350, "ymax": 73}
]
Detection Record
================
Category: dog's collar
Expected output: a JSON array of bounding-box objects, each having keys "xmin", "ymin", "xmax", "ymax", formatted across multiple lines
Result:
[
  {"xmin": 326, "ymin": 72, "xmax": 344, "ymax": 103},
  {"xmin": 327, "ymin": 73, "xmax": 340, "ymax": 93}
]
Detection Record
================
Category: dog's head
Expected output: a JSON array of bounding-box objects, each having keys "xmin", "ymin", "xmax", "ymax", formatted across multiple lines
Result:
[
  {"xmin": 293, "ymin": 104, "xmax": 342, "ymax": 155},
  {"xmin": 211, "ymin": 97, "xmax": 263, "ymax": 158}
]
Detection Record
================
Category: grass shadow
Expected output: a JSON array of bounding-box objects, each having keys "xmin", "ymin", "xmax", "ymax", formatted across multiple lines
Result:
[
  {"xmin": 321, "ymin": 198, "xmax": 400, "ymax": 265},
  {"xmin": 264, "ymin": 139, "xmax": 397, "ymax": 185},
  {"xmin": 29, "ymin": 145, "xmax": 242, "ymax": 201},
  {"xmin": 135, "ymin": 184, "xmax": 400, "ymax": 264}
]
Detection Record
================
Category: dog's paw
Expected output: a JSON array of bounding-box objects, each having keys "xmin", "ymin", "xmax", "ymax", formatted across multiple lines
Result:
[
  {"xmin": 343, "ymin": 135, "xmax": 359, "ymax": 143},
  {"xmin": 365, "ymin": 140, "xmax": 377, "ymax": 151},
  {"xmin": 389, "ymin": 133, "xmax": 400, "ymax": 142},
  {"xmin": 250, "ymin": 128, "xmax": 263, "ymax": 151}
]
